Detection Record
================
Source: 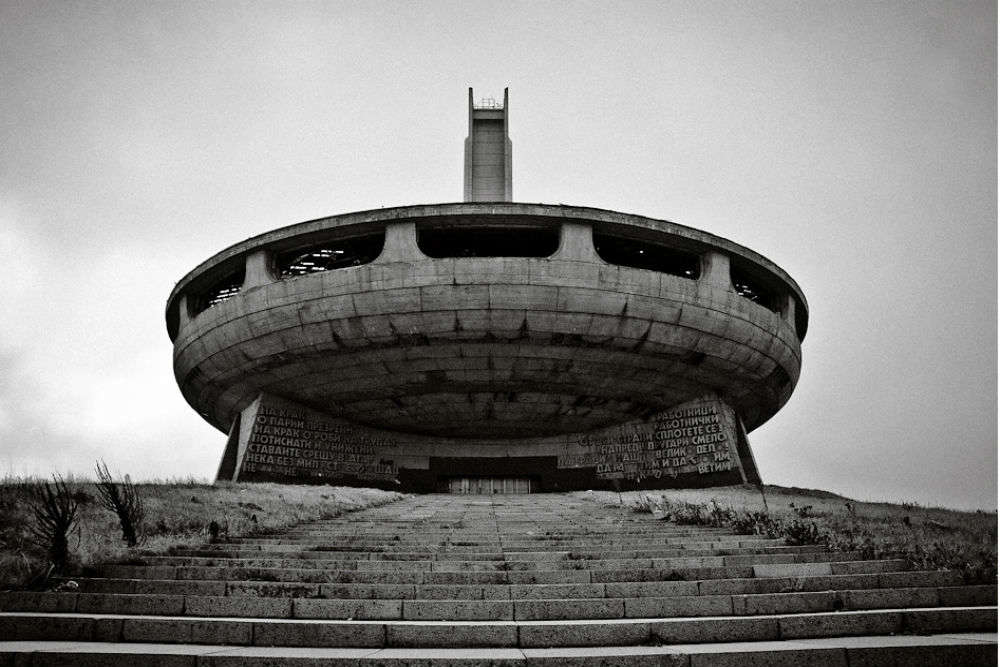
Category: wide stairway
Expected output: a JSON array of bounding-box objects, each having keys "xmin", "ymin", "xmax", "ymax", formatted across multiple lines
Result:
[{"xmin": 1, "ymin": 494, "xmax": 995, "ymax": 665}]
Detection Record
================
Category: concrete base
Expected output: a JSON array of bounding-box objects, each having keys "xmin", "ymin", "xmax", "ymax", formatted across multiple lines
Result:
[{"xmin": 217, "ymin": 393, "xmax": 761, "ymax": 492}]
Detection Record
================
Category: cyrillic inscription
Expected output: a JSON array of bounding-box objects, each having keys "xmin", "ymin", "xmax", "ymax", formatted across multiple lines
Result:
[
  {"xmin": 557, "ymin": 401, "xmax": 738, "ymax": 481},
  {"xmin": 241, "ymin": 403, "xmax": 397, "ymax": 482}
]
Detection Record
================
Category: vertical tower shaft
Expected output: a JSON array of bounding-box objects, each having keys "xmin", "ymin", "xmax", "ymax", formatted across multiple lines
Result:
[{"xmin": 464, "ymin": 87, "xmax": 512, "ymax": 202}]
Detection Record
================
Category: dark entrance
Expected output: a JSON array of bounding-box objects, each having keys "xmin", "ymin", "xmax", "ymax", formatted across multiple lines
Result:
[{"xmin": 448, "ymin": 477, "xmax": 532, "ymax": 494}]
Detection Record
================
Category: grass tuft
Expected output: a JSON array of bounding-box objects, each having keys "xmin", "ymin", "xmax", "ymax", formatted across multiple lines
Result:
[{"xmin": 584, "ymin": 484, "xmax": 997, "ymax": 584}]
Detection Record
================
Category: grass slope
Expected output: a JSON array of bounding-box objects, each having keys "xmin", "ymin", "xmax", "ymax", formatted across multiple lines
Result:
[
  {"xmin": 0, "ymin": 477, "xmax": 404, "ymax": 591},
  {"xmin": 577, "ymin": 485, "xmax": 997, "ymax": 584}
]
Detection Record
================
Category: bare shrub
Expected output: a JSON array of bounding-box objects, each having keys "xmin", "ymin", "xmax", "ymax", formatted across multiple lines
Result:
[
  {"xmin": 28, "ymin": 476, "xmax": 80, "ymax": 573},
  {"xmin": 94, "ymin": 461, "xmax": 145, "ymax": 547}
]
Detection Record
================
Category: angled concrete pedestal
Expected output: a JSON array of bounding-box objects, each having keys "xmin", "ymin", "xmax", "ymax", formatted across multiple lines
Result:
[{"xmin": 217, "ymin": 392, "xmax": 761, "ymax": 492}]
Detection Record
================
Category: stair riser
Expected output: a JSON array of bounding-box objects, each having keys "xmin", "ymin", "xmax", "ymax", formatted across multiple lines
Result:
[
  {"xmin": 140, "ymin": 546, "xmax": 827, "ymax": 562},
  {"xmin": 3, "ymin": 587, "xmax": 993, "ymax": 621},
  {"xmin": 52, "ymin": 575, "xmax": 979, "ymax": 601},
  {"xmin": 99, "ymin": 559, "xmax": 912, "ymax": 584},
  {"xmin": 0, "ymin": 608, "xmax": 994, "ymax": 648}
]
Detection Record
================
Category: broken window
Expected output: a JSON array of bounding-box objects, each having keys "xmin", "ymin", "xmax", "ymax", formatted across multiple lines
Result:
[
  {"xmin": 277, "ymin": 234, "xmax": 384, "ymax": 278},
  {"xmin": 731, "ymin": 266, "xmax": 779, "ymax": 312},
  {"xmin": 593, "ymin": 233, "xmax": 699, "ymax": 279},
  {"xmin": 190, "ymin": 268, "xmax": 245, "ymax": 316}
]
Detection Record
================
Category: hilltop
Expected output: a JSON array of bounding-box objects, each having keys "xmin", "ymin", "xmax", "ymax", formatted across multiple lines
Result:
[{"xmin": 0, "ymin": 478, "xmax": 994, "ymax": 591}]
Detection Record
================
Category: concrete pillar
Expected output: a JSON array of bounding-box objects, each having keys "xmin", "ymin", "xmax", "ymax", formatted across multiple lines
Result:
[
  {"xmin": 781, "ymin": 293, "xmax": 796, "ymax": 327},
  {"xmin": 701, "ymin": 251, "xmax": 731, "ymax": 290},
  {"xmin": 242, "ymin": 249, "xmax": 274, "ymax": 290},
  {"xmin": 376, "ymin": 221, "xmax": 425, "ymax": 263},
  {"xmin": 502, "ymin": 88, "xmax": 512, "ymax": 202},
  {"xmin": 178, "ymin": 294, "xmax": 191, "ymax": 329},
  {"xmin": 551, "ymin": 222, "xmax": 601, "ymax": 261},
  {"xmin": 464, "ymin": 87, "xmax": 512, "ymax": 202}
]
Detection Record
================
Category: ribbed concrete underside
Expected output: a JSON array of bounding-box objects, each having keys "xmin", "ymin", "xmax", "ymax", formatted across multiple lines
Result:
[
  {"xmin": 251, "ymin": 343, "xmax": 722, "ymax": 438},
  {"xmin": 1, "ymin": 494, "xmax": 994, "ymax": 665}
]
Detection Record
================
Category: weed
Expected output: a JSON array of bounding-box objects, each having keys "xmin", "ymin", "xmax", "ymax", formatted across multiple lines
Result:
[
  {"xmin": 672, "ymin": 502, "xmax": 710, "ymax": 526},
  {"xmin": 578, "ymin": 487, "xmax": 997, "ymax": 585},
  {"xmin": 708, "ymin": 500, "xmax": 737, "ymax": 527},
  {"xmin": 730, "ymin": 511, "xmax": 782, "ymax": 538},
  {"xmin": 789, "ymin": 502, "xmax": 814, "ymax": 518},
  {"xmin": 630, "ymin": 496, "xmax": 656, "ymax": 513},
  {"xmin": 784, "ymin": 520, "xmax": 827, "ymax": 546}
]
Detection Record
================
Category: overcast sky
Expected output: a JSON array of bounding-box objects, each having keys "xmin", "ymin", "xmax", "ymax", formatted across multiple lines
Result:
[{"xmin": 1, "ymin": 1, "xmax": 995, "ymax": 509}]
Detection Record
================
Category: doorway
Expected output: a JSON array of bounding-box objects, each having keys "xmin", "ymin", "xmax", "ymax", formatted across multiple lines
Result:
[{"xmin": 448, "ymin": 477, "xmax": 532, "ymax": 494}]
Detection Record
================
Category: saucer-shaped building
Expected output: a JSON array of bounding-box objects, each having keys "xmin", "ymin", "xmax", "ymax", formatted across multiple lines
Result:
[{"xmin": 166, "ymin": 89, "xmax": 807, "ymax": 493}]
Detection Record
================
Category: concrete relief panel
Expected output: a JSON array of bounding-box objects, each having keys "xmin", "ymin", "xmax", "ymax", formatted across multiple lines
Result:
[
  {"xmin": 556, "ymin": 396, "xmax": 745, "ymax": 484},
  {"xmin": 220, "ymin": 392, "xmax": 754, "ymax": 491},
  {"xmin": 231, "ymin": 395, "xmax": 400, "ymax": 485}
]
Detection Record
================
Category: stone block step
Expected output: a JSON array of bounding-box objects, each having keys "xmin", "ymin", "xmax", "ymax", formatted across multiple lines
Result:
[
  {"xmin": 222, "ymin": 536, "xmax": 786, "ymax": 546},
  {"xmin": 0, "ymin": 634, "xmax": 995, "ymax": 666},
  {"xmin": 141, "ymin": 545, "xmax": 829, "ymax": 564},
  {"xmin": 3, "ymin": 585, "xmax": 992, "ymax": 621},
  {"xmin": 6, "ymin": 494, "xmax": 989, "ymax": 663},
  {"xmin": 99, "ymin": 558, "xmax": 912, "ymax": 584},
  {"xmin": 51, "ymin": 573, "xmax": 984, "ymax": 603},
  {"xmin": 275, "ymin": 527, "xmax": 740, "ymax": 537},
  {"xmin": 113, "ymin": 551, "xmax": 870, "ymax": 574},
  {"xmin": 168, "ymin": 539, "xmax": 787, "ymax": 556},
  {"xmin": 0, "ymin": 608, "xmax": 994, "ymax": 648}
]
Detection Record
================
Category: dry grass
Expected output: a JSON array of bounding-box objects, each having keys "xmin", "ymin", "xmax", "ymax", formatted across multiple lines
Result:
[
  {"xmin": 0, "ymin": 475, "xmax": 404, "ymax": 590},
  {"xmin": 578, "ymin": 485, "xmax": 998, "ymax": 584}
]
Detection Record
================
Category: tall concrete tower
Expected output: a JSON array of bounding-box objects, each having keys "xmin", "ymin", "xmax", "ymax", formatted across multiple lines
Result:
[{"xmin": 463, "ymin": 87, "xmax": 512, "ymax": 202}]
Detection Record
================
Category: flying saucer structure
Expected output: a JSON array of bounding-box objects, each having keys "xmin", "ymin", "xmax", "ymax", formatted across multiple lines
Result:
[{"xmin": 166, "ymin": 89, "xmax": 807, "ymax": 493}]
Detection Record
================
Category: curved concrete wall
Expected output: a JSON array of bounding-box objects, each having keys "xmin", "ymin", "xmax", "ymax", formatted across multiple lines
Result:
[{"xmin": 169, "ymin": 207, "xmax": 804, "ymax": 440}]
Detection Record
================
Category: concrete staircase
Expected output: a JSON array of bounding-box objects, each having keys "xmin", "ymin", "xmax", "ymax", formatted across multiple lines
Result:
[{"xmin": 1, "ymin": 493, "xmax": 995, "ymax": 665}]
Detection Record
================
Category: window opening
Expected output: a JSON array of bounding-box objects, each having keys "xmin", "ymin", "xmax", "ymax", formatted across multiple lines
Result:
[
  {"xmin": 190, "ymin": 267, "xmax": 245, "ymax": 316},
  {"xmin": 277, "ymin": 234, "xmax": 384, "ymax": 278},
  {"xmin": 418, "ymin": 227, "xmax": 559, "ymax": 258},
  {"xmin": 593, "ymin": 233, "xmax": 699, "ymax": 279},
  {"xmin": 731, "ymin": 267, "xmax": 779, "ymax": 312}
]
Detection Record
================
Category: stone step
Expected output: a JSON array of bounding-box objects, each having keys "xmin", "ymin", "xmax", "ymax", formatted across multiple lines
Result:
[
  {"xmin": 222, "ymin": 535, "xmax": 783, "ymax": 544},
  {"xmin": 144, "ymin": 545, "xmax": 828, "ymax": 561},
  {"xmin": 7, "ymin": 494, "xmax": 991, "ymax": 663},
  {"xmin": 100, "ymin": 559, "xmax": 914, "ymax": 585},
  {"xmin": 172, "ymin": 539, "xmax": 786, "ymax": 554},
  {"xmin": 3, "ymin": 585, "xmax": 992, "ymax": 620},
  {"xmin": 129, "ymin": 551, "xmax": 869, "ymax": 571},
  {"xmin": 50, "ymin": 574, "xmax": 987, "ymax": 602},
  {"xmin": 4, "ymin": 633, "xmax": 994, "ymax": 666},
  {"xmin": 250, "ymin": 529, "xmax": 746, "ymax": 539},
  {"xmin": 0, "ymin": 608, "xmax": 994, "ymax": 648}
]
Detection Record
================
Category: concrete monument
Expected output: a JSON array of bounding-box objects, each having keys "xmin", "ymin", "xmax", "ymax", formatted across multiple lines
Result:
[{"xmin": 165, "ymin": 88, "xmax": 807, "ymax": 492}]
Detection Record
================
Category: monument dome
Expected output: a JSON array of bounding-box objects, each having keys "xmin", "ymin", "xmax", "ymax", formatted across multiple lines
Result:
[{"xmin": 165, "ymin": 88, "xmax": 807, "ymax": 493}]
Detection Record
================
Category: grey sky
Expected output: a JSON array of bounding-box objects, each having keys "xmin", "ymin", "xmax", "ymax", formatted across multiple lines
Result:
[{"xmin": 1, "ymin": 1, "xmax": 995, "ymax": 509}]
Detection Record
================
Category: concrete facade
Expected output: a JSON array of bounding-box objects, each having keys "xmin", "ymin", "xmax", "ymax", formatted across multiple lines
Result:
[{"xmin": 165, "ymin": 93, "xmax": 807, "ymax": 491}]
